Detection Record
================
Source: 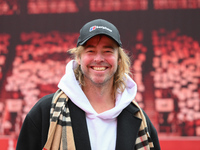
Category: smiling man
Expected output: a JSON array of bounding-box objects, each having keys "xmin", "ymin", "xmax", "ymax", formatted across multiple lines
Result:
[
  {"xmin": 16, "ymin": 19, "xmax": 160, "ymax": 150},
  {"xmin": 79, "ymin": 35, "xmax": 119, "ymax": 86}
]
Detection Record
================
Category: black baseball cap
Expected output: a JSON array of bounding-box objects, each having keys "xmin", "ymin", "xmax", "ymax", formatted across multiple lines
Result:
[{"xmin": 77, "ymin": 19, "xmax": 122, "ymax": 47}]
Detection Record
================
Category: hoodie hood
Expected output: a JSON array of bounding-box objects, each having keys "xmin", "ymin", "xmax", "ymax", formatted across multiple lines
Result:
[{"xmin": 58, "ymin": 60, "xmax": 137, "ymax": 120}]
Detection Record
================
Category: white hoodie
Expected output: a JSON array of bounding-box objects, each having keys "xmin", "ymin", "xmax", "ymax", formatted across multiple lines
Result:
[{"xmin": 58, "ymin": 60, "xmax": 137, "ymax": 150}]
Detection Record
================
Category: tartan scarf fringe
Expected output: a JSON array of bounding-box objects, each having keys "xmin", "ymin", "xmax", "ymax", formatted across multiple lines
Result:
[{"xmin": 43, "ymin": 89, "xmax": 154, "ymax": 150}]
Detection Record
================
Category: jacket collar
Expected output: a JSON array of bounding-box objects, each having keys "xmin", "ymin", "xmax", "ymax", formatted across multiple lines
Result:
[{"xmin": 69, "ymin": 100, "xmax": 141, "ymax": 150}]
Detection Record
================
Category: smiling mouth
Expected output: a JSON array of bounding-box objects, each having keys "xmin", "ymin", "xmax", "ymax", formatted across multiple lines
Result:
[{"xmin": 92, "ymin": 66, "xmax": 107, "ymax": 71}]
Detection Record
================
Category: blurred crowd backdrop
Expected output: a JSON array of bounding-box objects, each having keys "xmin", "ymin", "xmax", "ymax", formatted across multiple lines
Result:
[{"xmin": 0, "ymin": 0, "xmax": 200, "ymax": 149}]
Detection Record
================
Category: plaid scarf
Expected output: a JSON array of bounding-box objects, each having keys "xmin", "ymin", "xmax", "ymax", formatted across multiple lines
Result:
[
  {"xmin": 132, "ymin": 101, "xmax": 154, "ymax": 150},
  {"xmin": 43, "ymin": 89, "xmax": 75, "ymax": 150},
  {"xmin": 43, "ymin": 89, "xmax": 154, "ymax": 150}
]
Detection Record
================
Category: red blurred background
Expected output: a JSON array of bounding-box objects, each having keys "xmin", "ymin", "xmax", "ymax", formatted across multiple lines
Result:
[{"xmin": 0, "ymin": 0, "xmax": 200, "ymax": 149}]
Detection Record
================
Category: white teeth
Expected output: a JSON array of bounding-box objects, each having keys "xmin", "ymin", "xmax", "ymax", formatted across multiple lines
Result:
[{"xmin": 93, "ymin": 67, "xmax": 106, "ymax": 71}]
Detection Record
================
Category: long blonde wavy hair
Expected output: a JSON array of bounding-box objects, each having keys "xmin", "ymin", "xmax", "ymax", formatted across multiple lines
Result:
[{"xmin": 69, "ymin": 45, "xmax": 131, "ymax": 95}]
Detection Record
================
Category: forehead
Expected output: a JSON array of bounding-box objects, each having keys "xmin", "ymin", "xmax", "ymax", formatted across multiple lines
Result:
[{"xmin": 84, "ymin": 35, "xmax": 118, "ymax": 47}]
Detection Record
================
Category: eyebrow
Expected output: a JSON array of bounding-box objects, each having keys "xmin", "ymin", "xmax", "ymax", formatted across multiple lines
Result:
[{"xmin": 85, "ymin": 45, "xmax": 95, "ymax": 49}]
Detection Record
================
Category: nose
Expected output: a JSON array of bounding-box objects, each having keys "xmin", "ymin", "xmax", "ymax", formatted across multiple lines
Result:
[{"xmin": 94, "ymin": 52, "xmax": 104, "ymax": 62}]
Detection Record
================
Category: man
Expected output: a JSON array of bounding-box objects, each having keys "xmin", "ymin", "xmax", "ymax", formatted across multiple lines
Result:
[{"xmin": 16, "ymin": 19, "xmax": 160, "ymax": 150}]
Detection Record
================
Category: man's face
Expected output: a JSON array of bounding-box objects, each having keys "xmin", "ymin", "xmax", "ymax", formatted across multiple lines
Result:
[{"xmin": 78, "ymin": 35, "xmax": 119, "ymax": 87}]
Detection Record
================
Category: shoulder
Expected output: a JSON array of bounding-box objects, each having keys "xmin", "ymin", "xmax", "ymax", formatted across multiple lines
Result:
[
  {"xmin": 26, "ymin": 93, "xmax": 54, "ymax": 127},
  {"xmin": 29, "ymin": 93, "xmax": 54, "ymax": 115},
  {"xmin": 140, "ymin": 110, "xmax": 157, "ymax": 134}
]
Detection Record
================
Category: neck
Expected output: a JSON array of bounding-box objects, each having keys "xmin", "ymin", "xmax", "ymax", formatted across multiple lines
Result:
[{"xmin": 82, "ymin": 82, "xmax": 115, "ymax": 114}]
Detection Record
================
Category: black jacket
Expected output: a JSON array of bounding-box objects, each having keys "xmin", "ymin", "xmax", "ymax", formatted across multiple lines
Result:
[{"xmin": 16, "ymin": 93, "xmax": 161, "ymax": 150}]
